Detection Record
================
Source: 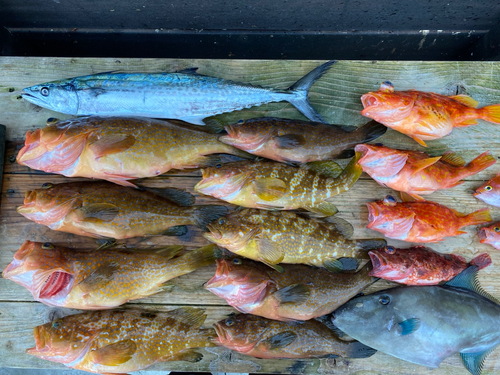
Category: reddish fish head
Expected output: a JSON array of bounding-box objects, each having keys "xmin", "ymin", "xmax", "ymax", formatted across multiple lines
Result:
[
  {"xmin": 474, "ymin": 175, "xmax": 500, "ymax": 208},
  {"xmin": 366, "ymin": 196, "xmax": 415, "ymax": 240},
  {"xmin": 17, "ymin": 119, "xmax": 89, "ymax": 173},
  {"xmin": 204, "ymin": 259, "xmax": 272, "ymax": 312},
  {"xmin": 16, "ymin": 183, "xmax": 77, "ymax": 226},
  {"xmin": 2, "ymin": 241, "xmax": 74, "ymax": 304},
  {"xmin": 219, "ymin": 119, "xmax": 274, "ymax": 152},
  {"xmin": 355, "ymin": 143, "xmax": 408, "ymax": 178},
  {"xmin": 478, "ymin": 222, "xmax": 500, "ymax": 250},
  {"xmin": 368, "ymin": 245, "xmax": 412, "ymax": 278},
  {"xmin": 213, "ymin": 314, "xmax": 263, "ymax": 352},
  {"xmin": 27, "ymin": 315, "xmax": 91, "ymax": 364},
  {"xmin": 194, "ymin": 163, "xmax": 251, "ymax": 200},
  {"xmin": 361, "ymin": 82, "xmax": 415, "ymax": 123}
]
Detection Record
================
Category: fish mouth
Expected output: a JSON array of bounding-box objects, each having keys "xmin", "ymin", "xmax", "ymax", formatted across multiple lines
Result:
[
  {"xmin": 213, "ymin": 322, "xmax": 229, "ymax": 345},
  {"xmin": 27, "ymin": 326, "xmax": 46, "ymax": 356},
  {"xmin": 360, "ymin": 93, "xmax": 382, "ymax": 114},
  {"xmin": 21, "ymin": 91, "xmax": 48, "ymax": 107},
  {"xmin": 204, "ymin": 259, "xmax": 229, "ymax": 289},
  {"xmin": 366, "ymin": 202, "xmax": 380, "ymax": 227},
  {"xmin": 205, "ymin": 223, "xmax": 222, "ymax": 241},
  {"xmin": 368, "ymin": 251, "xmax": 387, "ymax": 274},
  {"xmin": 17, "ymin": 129, "xmax": 43, "ymax": 164},
  {"xmin": 354, "ymin": 144, "xmax": 375, "ymax": 166},
  {"xmin": 478, "ymin": 227, "xmax": 490, "ymax": 243}
]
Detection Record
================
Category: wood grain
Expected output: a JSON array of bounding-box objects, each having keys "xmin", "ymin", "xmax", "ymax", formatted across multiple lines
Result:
[{"xmin": 2, "ymin": 57, "xmax": 500, "ymax": 374}]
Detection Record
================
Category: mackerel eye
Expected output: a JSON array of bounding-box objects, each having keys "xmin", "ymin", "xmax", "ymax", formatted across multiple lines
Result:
[
  {"xmin": 232, "ymin": 258, "xmax": 242, "ymax": 265},
  {"xmin": 40, "ymin": 87, "xmax": 50, "ymax": 96},
  {"xmin": 218, "ymin": 217, "xmax": 226, "ymax": 225},
  {"xmin": 485, "ymin": 186, "xmax": 493, "ymax": 191},
  {"xmin": 225, "ymin": 319, "xmax": 234, "ymax": 326},
  {"xmin": 385, "ymin": 246, "xmax": 396, "ymax": 254},
  {"xmin": 41, "ymin": 183, "xmax": 53, "ymax": 189},
  {"xmin": 42, "ymin": 242, "xmax": 54, "ymax": 249},
  {"xmin": 379, "ymin": 295, "xmax": 391, "ymax": 305},
  {"xmin": 495, "ymin": 227, "xmax": 500, "ymax": 233}
]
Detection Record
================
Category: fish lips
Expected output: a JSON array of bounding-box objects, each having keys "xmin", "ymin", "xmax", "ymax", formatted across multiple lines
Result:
[
  {"xmin": 21, "ymin": 89, "xmax": 50, "ymax": 108},
  {"xmin": 478, "ymin": 227, "xmax": 496, "ymax": 244},
  {"xmin": 368, "ymin": 251, "xmax": 389, "ymax": 276},
  {"xmin": 366, "ymin": 202, "xmax": 383, "ymax": 229}
]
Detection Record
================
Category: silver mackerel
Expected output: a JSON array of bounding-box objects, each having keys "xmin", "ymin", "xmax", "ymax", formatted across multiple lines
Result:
[{"xmin": 21, "ymin": 61, "xmax": 336, "ymax": 125}]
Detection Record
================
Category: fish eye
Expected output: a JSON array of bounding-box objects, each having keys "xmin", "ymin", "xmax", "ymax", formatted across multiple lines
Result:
[
  {"xmin": 485, "ymin": 186, "xmax": 493, "ymax": 191},
  {"xmin": 40, "ymin": 87, "xmax": 50, "ymax": 96},
  {"xmin": 379, "ymin": 295, "xmax": 391, "ymax": 305},
  {"xmin": 46, "ymin": 117, "xmax": 59, "ymax": 125},
  {"xmin": 215, "ymin": 163, "xmax": 222, "ymax": 168},
  {"xmin": 218, "ymin": 217, "xmax": 226, "ymax": 225},
  {"xmin": 41, "ymin": 183, "xmax": 53, "ymax": 189},
  {"xmin": 52, "ymin": 321, "xmax": 60, "ymax": 329},
  {"xmin": 385, "ymin": 246, "xmax": 396, "ymax": 254},
  {"xmin": 232, "ymin": 258, "xmax": 242, "ymax": 265},
  {"xmin": 42, "ymin": 242, "xmax": 54, "ymax": 249},
  {"xmin": 237, "ymin": 119, "xmax": 244, "ymax": 124},
  {"xmin": 375, "ymin": 143, "xmax": 384, "ymax": 147},
  {"xmin": 226, "ymin": 319, "xmax": 234, "ymax": 326},
  {"xmin": 495, "ymin": 227, "xmax": 500, "ymax": 233},
  {"xmin": 385, "ymin": 195, "xmax": 396, "ymax": 203}
]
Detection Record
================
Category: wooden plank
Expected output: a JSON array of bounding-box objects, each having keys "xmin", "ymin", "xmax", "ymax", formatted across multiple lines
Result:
[
  {"xmin": 3, "ymin": 58, "xmax": 500, "ymax": 374},
  {"xmin": 0, "ymin": 301, "xmax": 495, "ymax": 375}
]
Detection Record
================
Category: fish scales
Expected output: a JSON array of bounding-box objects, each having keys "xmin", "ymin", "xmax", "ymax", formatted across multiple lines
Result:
[{"xmin": 27, "ymin": 308, "xmax": 216, "ymax": 373}]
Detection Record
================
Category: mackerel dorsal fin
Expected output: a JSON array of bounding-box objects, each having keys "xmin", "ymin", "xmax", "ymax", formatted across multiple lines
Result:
[
  {"xmin": 445, "ymin": 266, "xmax": 500, "ymax": 304},
  {"xmin": 460, "ymin": 348, "xmax": 495, "ymax": 375}
]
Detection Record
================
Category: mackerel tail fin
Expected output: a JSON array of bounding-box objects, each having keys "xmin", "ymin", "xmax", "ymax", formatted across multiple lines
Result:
[
  {"xmin": 192, "ymin": 205, "xmax": 229, "ymax": 230},
  {"xmin": 480, "ymin": 103, "xmax": 500, "ymax": 124},
  {"xmin": 287, "ymin": 60, "xmax": 337, "ymax": 123},
  {"xmin": 346, "ymin": 341, "xmax": 377, "ymax": 358},
  {"xmin": 351, "ymin": 120, "xmax": 388, "ymax": 144}
]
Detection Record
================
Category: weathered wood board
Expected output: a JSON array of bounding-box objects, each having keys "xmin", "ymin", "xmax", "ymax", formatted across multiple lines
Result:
[{"xmin": 2, "ymin": 57, "xmax": 500, "ymax": 374}]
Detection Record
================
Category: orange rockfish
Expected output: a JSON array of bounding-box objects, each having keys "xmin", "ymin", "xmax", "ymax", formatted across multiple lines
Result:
[
  {"xmin": 17, "ymin": 181, "xmax": 227, "ymax": 239},
  {"xmin": 27, "ymin": 308, "xmax": 216, "ymax": 374},
  {"xmin": 194, "ymin": 153, "xmax": 362, "ymax": 217},
  {"xmin": 474, "ymin": 173, "xmax": 500, "ymax": 207},
  {"xmin": 205, "ymin": 258, "xmax": 375, "ymax": 321},
  {"xmin": 369, "ymin": 245, "xmax": 491, "ymax": 285},
  {"xmin": 3, "ymin": 240, "xmax": 219, "ymax": 309},
  {"xmin": 356, "ymin": 144, "xmax": 495, "ymax": 200},
  {"xmin": 366, "ymin": 195, "xmax": 491, "ymax": 242},
  {"xmin": 219, "ymin": 117, "xmax": 386, "ymax": 163},
  {"xmin": 479, "ymin": 222, "xmax": 500, "ymax": 250},
  {"xmin": 361, "ymin": 81, "xmax": 500, "ymax": 146},
  {"xmin": 204, "ymin": 208, "xmax": 385, "ymax": 272},
  {"xmin": 16, "ymin": 116, "xmax": 249, "ymax": 187},
  {"xmin": 213, "ymin": 314, "xmax": 376, "ymax": 359}
]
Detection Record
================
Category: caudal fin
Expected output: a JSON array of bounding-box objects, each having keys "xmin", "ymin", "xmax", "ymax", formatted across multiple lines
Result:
[
  {"xmin": 192, "ymin": 205, "xmax": 229, "ymax": 230},
  {"xmin": 465, "ymin": 152, "xmax": 496, "ymax": 176},
  {"xmin": 462, "ymin": 207, "xmax": 492, "ymax": 227},
  {"xmin": 470, "ymin": 253, "xmax": 492, "ymax": 270},
  {"xmin": 351, "ymin": 120, "xmax": 388, "ymax": 144},
  {"xmin": 346, "ymin": 341, "xmax": 377, "ymax": 358},
  {"xmin": 287, "ymin": 60, "xmax": 337, "ymax": 123},
  {"xmin": 354, "ymin": 238, "xmax": 387, "ymax": 258},
  {"xmin": 480, "ymin": 104, "xmax": 500, "ymax": 124},
  {"xmin": 326, "ymin": 151, "xmax": 363, "ymax": 196},
  {"xmin": 176, "ymin": 244, "xmax": 222, "ymax": 274}
]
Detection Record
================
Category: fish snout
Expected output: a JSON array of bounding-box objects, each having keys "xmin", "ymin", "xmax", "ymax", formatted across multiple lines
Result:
[
  {"xmin": 368, "ymin": 251, "xmax": 385, "ymax": 270},
  {"xmin": 478, "ymin": 227, "xmax": 491, "ymax": 243},
  {"xmin": 366, "ymin": 202, "xmax": 381, "ymax": 227},
  {"xmin": 205, "ymin": 223, "xmax": 222, "ymax": 240}
]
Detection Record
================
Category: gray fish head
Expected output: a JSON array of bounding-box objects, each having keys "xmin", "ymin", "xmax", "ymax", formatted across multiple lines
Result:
[{"xmin": 22, "ymin": 81, "xmax": 78, "ymax": 115}]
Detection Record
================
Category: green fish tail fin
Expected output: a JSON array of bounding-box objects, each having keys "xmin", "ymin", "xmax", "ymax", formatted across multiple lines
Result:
[
  {"xmin": 354, "ymin": 238, "xmax": 387, "ymax": 258},
  {"xmin": 351, "ymin": 120, "xmax": 387, "ymax": 143},
  {"xmin": 326, "ymin": 152, "xmax": 363, "ymax": 197},
  {"xmin": 174, "ymin": 244, "xmax": 222, "ymax": 274},
  {"xmin": 192, "ymin": 205, "xmax": 229, "ymax": 230},
  {"xmin": 287, "ymin": 60, "xmax": 337, "ymax": 123},
  {"xmin": 346, "ymin": 341, "xmax": 377, "ymax": 359}
]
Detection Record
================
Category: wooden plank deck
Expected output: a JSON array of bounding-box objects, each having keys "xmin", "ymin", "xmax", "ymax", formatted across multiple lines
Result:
[{"xmin": 2, "ymin": 57, "xmax": 500, "ymax": 374}]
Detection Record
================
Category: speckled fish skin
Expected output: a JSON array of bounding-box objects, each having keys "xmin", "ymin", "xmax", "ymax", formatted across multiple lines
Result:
[
  {"xmin": 356, "ymin": 144, "xmax": 496, "ymax": 200},
  {"xmin": 26, "ymin": 308, "xmax": 216, "ymax": 374},
  {"xmin": 366, "ymin": 195, "xmax": 492, "ymax": 243},
  {"xmin": 16, "ymin": 181, "xmax": 227, "ymax": 239},
  {"xmin": 219, "ymin": 117, "xmax": 386, "ymax": 163},
  {"xmin": 479, "ymin": 222, "xmax": 500, "ymax": 250},
  {"xmin": 194, "ymin": 154, "xmax": 362, "ymax": 216},
  {"xmin": 475, "ymin": 173, "xmax": 500, "ymax": 207},
  {"xmin": 16, "ymin": 116, "xmax": 250, "ymax": 187},
  {"xmin": 331, "ymin": 269, "xmax": 500, "ymax": 373},
  {"xmin": 204, "ymin": 258, "xmax": 375, "ymax": 321},
  {"xmin": 2, "ymin": 241, "xmax": 219, "ymax": 309},
  {"xmin": 369, "ymin": 245, "xmax": 492, "ymax": 285},
  {"xmin": 214, "ymin": 314, "xmax": 376, "ymax": 359},
  {"xmin": 21, "ymin": 61, "xmax": 336, "ymax": 125},
  {"xmin": 203, "ymin": 208, "xmax": 386, "ymax": 270},
  {"xmin": 361, "ymin": 81, "xmax": 500, "ymax": 147}
]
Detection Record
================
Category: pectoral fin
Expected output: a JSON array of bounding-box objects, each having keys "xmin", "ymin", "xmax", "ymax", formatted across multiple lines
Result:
[
  {"xmin": 398, "ymin": 318, "xmax": 421, "ymax": 335},
  {"xmin": 254, "ymin": 178, "xmax": 287, "ymax": 201},
  {"xmin": 166, "ymin": 307, "xmax": 207, "ymax": 328},
  {"xmin": 256, "ymin": 239, "xmax": 285, "ymax": 265},
  {"xmin": 77, "ymin": 261, "xmax": 120, "ymax": 293},
  {"xmin": 162, "ymin": 225, "xmax": 189, "ymax": 236},
  {"xmin": 410, "ymin": 156, "xmax": 441, "ymax": 175},
  {"xmin": 260, "ymin": 331, "xmax": 297, "ymax": 350},
  {"xmin": 273, "ymin": 134, "xmax": 306, "ymax": 149},
  {"xmin": 305, "ymin": 202, "xmax": 338, "ymax": 217},
  {"xmin": 89, "ymin": 340, "xmax": 136, "ymax": 366},
  {"xmin": 409, "ymin": 135, "xmax": 428, "ymax": 147},
  {"xmin": 89, "ymin": 134, "xmax": 136, "ymax": 159},
  {"xmin": 76, "ymin": 203, "xmax": 119, "ymax": 223},
  {"xmin": 323, "ymin": 258, "xmax": 359, "ymax": 273},
  {"xmin": 273, "ymin": 284, "xmax": 310, "ymax": 305}
]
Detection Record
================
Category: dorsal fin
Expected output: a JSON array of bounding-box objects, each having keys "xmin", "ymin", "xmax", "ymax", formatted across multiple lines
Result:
[
  {"xmin": 441, "ymin": 151, "xmax": 466, "ymax": 167},
  {"xmin": 303, "ymin": 161, "xmax": 343, "ymax": 179},
  {"xmin": 445, "ymin": 266, "xmax": 500, "ymax": 304},
  {"xmin": 450, "ymin": 95, "xmax": 479, "ymax": 108}
]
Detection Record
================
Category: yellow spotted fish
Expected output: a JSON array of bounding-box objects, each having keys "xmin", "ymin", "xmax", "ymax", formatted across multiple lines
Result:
[
  {"xmin": 27, "ymin": 308, "xmax": 216, "ymax": 374},
  {"xmin": 194, "ymin": 153, "xmax": 363, "ymax": 217},
  {"xmin": 204, "ymin": 208, "xmax": 386, "ymax": 272},
  {"xmin": 3, "ymin": 240, "xmax": 220, "ymax": 309}
]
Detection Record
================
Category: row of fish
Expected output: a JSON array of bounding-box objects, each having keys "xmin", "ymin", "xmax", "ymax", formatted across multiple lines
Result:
[{"xmin": 8, "ymin": 61, "xmax": 500, "ymax": 375}]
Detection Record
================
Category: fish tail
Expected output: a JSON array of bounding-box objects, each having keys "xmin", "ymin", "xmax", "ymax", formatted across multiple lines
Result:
[
  {"xmin": 465, "ymin": 152, "xmax": 496, "ymax": 175},
  {"xmin": 287, "ymin": 60, "xmax": 337, "ymax": 123},
  {"xmin": 479, "ymin": 103, "xmax": 500, "ymax": 124},
  {"xmin": 461, "ymin": 207, "xmax": 492, "ymax": 227},
  {"xmin": 219, "ymin": 144, "xmax": 256, "ymax": 160},
  {"xmin": 192, "ymin": 205, "xmax": 229, "ymax": 230},
  {"xmin": 351, "ymin": 120, "xmax": 388, "ymax": 144},
  {"xmin": 173, "ymin": 244, "xmax": 222, "ymax": 274},
  {"xmin": 353, "ymin": 238, "xmax": 387, "ymax": 257},
  {"xmin": 327, "ymin": 151, "xmax": 363, "ymax": 195},
  {"xmin": 470, "ymin": 253, "xmax": 492, "ymax": 270},
  {"xmin": 345, "ymin": 341, "xmax": 377, "ymax": 358}
]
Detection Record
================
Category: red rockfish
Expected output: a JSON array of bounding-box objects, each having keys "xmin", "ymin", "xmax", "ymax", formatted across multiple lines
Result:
[
  {"xmin": 479, "ymin": 222, "xmax": 500, "ymax": 250},
  {"xmin": 475, "ymin": 173, "xmax": 500, "ymax": 207}
]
